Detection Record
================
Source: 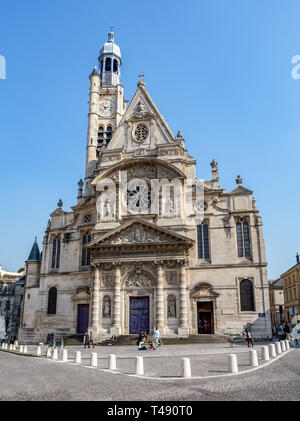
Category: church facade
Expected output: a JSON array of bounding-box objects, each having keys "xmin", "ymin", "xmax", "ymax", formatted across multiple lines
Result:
[{"xmin": 20, "ymin": 30, "xmax": 271, "ymax": 343}]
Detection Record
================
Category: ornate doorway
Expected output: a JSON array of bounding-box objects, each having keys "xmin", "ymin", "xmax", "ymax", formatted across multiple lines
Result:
[
  {"xmin": 129, "ymin": 297, "xmax": 149, "ymax": 334},
  {"xmin": 77, "ymin": 304, "xmax": 89, "ymax": 334},
  {"xmin": 197, "ymin": 302, "xmax": 214, "ymax": 334}
]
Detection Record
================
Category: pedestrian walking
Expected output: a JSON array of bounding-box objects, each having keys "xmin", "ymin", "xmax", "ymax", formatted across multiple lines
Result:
[
  {"xmin": 244, "ymin": 328, "xmax": 253, "ymax": 347},
  {"xmin": 154, "ymin": 327, "xmax": 161, "ymax": 346},
  {"xmin": 49, "ymin": 332, "xmax": 54, "ymax": 347},
  {"xmin": 46, "ymin": 333, "xmax": 50, "ymax": 345},
  {"xmin": 60, "ymin": 337, "xmax": 64, "ymax": 350},
  {"xmin": 84, "ymin": 331, "xmax": 90, "ymax": 348}
]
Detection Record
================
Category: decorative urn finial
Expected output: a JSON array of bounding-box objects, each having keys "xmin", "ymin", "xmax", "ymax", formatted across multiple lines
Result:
[
  {"xmin": 177, "ymin": 130, "xmax": 183, "ymax": 138},
  {"xmin": 236, "ymin": 175, "xmax": 242, "ymax": 185},
  {"xmin": 57, "ymin": 199, "xmax": 63, "ymax": 208}
]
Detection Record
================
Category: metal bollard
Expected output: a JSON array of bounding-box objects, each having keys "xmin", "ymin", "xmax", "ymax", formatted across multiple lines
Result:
[
  {"xmin": 19, "ymin": 345, "xmax": 24, "ymax": 353},
  {"xmin": 249, "ymin": 349, "xmax": 258, "ymax": 366},
  {"xmin": 181, "ymin": 358, "xmax": 192, "ymax": 378},
  {"xmin": 268, "ymin": 343, "xmax": 276, "ymax": 358},
  {"xmin": 285, "ymin": 339, "xmax": 290, "ymax": 350},
  {"xmin": 23, "ymin": 345, "xmax": 27, "ymax": 353},
  {"xmin": 135, "ymin": 356, "xmax": 144, "ymax": 375},
  {"xmin": 280, "ymin": 340, "xmax": 286, "ymax": 352},
  {"xmin": 90, "ymin": 352, "xmax": 98, "ymax": 367},
  {"xmin": 228, "ymin": 354, "xmax": 238, "ymax": 373},
  {"xmin": 109, "ymin": 354, "xmax": 116, "ymax": 370},
  {"xmin": 62, "ymin": 349, "xmax": 68, "ymax": 361},
  {"xmin": 261, "ymin": 346, "xmax": 269, "ymax": 361},
  {"xmin": 52, "ymin": 348, "xmax": 58, "ymax": 360},
  {"xmin": 75, "ymin": 351, "xmax": 81, "ymax": 364},
  {"xmin": 275, "ymin": 342, "xmax": 282, "ymax": 354},
  {"xmin": 36, "ymin": 346, "xmax": 41, "ymax": 356},
  {"xmin": 46, "ymin": 348, "xmax": 52, "ymax": 357}
]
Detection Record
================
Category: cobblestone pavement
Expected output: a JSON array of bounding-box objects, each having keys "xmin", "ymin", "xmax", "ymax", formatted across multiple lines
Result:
[{"xmin": 0, "ymin": 343, "xmax": 299, "ymax": 400}]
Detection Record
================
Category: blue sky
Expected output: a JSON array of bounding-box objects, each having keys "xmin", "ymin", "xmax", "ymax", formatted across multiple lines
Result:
[{"xmin": 0, "ymin": 0, "xmax": 300, "ymax": 278}]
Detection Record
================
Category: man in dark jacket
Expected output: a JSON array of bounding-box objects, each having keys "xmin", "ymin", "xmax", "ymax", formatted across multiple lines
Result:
[{"xmin": 84, "ymin": 331, "xmax": 90, "ymax": 348}]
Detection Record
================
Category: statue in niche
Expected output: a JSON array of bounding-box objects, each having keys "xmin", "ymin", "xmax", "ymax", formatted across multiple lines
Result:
[
  {"xmin": 168, "ymin": 296, "xmax": 176, "ymax": 318},
  {"xmin": 164, "ymin": 195, "xmax": 174, "ymax": 215},
  {"xmin": 102, "ymin": 296, "xmax": 111, "ymax": 318},
  {"xmin": 103, "ymin": 197, "xmax": 114, "ymax": 218}
]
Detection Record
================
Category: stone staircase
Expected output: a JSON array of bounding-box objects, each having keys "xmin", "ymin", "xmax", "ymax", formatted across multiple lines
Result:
[{"xmin": 99, "ymin": 334, "xmax": 228, "ymax": 346}]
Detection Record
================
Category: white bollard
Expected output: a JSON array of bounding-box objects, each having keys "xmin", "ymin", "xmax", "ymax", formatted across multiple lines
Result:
[
  {"xmin": 75, "ymin": 351, "xmax": 81, "ymax": 364},
  {"xmin": 249, "ymin": 349, "xmax": 258, "ymax": 367},
  {"xmin": 269, "ymin": 343, "xmax": 276, "ymax": 358},
  {"xmin": 90, "ymin": 352, "xmax": 98, "ymax": 367},
  {"xmin": 46, "ymin": 348, "xmax": 52, "ymax": 357},
  {"xmin": 23, "ymin": 345, "xmax": 27, "ymax": 353},
  {"xmin": 62, "ymin": 349, "xmax": 68, "ymax": 361},
  {"xmin": 261, "ymin": 346, "xmax": 270, "ymax": 361},
  {"xmin": 275, "ymin": 342, "xmax": 282, "ymax": 354},
  {"xmin": 285, "ymin": 339, "xmax": 290, "ymax": 350},
  {"xmin": 19, "ymin": 345, "xmax": 24, "ymax": 353},
  {"xmin": 109, "ymin": 354, "xmax": 116, "ymax": 370},
  {"xmin": 135, "ymin": 356, "xmax": 144, "ymax": 375},
  {"xmin": 228, "ymin": 354, "xmax": 238, "ymax": 373},
  {"xmin": 12, "ymin": 345, "xmax": 16, "ymax": 351},
  {"xmin": 1, "ymin": 343, "xmax": 4, "ymax": 349},
  {"xmin": 9, "ymin": 344, "xmax": 13, "ymax": 351},
  {"xmin": 52, "ymin": 348, "xmax": 58, "ymax": 360},
  {"xmin": 181, "ymin": 358, "xmax": 192, "ymax": 378},
  {"xmin": 4, "ymin": 343, "xmax": 8, "ymax": 350},
  {"xmin": 280, "ymin": 340, "xmax": 286, "ymax": 352},
  {"xmin": 36, "ymin": 346, "xmax": 41, "ymax": 356}
]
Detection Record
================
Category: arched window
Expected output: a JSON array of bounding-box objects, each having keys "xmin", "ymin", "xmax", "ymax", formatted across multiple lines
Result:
[
  {"xmin": 47, "ymin": 287, "xmax": 57, "ymax": 315},
  {"xmin": 105, "ymin": 57, "xmax": 111, "ymax": 71},
  {"xmin": 51, "ymin": 236, "xmax": 61, "ymax": 269},
  {"xmin": 81, "ymin": 232, "xmax": 91, "ymax": 266},
  {"xmin": 236, "ymin": 218, "xmax": 251, "ymax": 258},
  {"xmin": 197, "ymin": 223, "xmax": 210, "ymax": 260},
  {"xmin": 98, "ymin": 126, "xmax": 105, "ymax": 146},
  {"xmin": 106, "ymin": 126, "xmax": 112, "ymax": 144},
  {"xmin": 167, "ymin": 295, "xmax": 177, "ymax": 318},
  {"xmin": 240, "ymin": 279, "xmax": 254, "ymax": 311},
  {"xmin": 113, "ymin": 59, "xmax": 118, "ymax": 73}
]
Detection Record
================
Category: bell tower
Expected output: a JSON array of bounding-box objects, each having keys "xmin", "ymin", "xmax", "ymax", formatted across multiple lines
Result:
[{"xmin": 84, "ymin": 29, "xmax": 126, "ymax": 197}]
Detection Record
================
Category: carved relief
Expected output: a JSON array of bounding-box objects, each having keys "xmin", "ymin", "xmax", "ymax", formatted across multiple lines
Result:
[
  {"xmin": 165, "ymin": 271, "xmax": 179, "ymax": 286},
  {"xmin": 125, "ymin": 272, "xmax": 153, "ymax": 288},
  {"xmin": 102, "ymin": 273, "xmax": 114, "ymax": 287},
  {"xmin": 110, "ymin": 225, "xmax": 168, "ymax": 245},
  {"xmin": 156, "ymin": 167, "xmax": 176, "ymax": 179},
  {"xmin": 127, "ymin": 165, "xmax": 156, "ymax": 180}
]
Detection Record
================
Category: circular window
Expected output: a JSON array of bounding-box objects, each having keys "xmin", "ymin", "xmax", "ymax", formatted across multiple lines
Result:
[
  {"xmin": 134, "ymin": 124, "xmax": 149, "ymax": 143},
  {"xmin": 84, "ymin": 214, "xmax": 91, "ymax": 224},
  {"xmin": 195, "ymin": 201, "xmax": 208, "ymax": 212}
]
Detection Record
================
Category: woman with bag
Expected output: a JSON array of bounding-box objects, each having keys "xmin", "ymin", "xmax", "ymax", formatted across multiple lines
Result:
[{"xmin": 244, "ymin": 328, "xmax": 253, "ymax": 347}]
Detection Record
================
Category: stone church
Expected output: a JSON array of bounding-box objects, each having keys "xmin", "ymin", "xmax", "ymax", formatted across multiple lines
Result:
[{"xmin": 20, "ymin": 30, "xmax": 271, "ymax": 343}]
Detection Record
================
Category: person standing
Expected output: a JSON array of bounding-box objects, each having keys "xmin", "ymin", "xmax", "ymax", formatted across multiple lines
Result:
[
  {"xmin": 89, "ymin": 331, "xmax": 95, "ymax": 348},
  {"xmin": 244, "ymin": 328, "xmax": 253, "ymax": 347},
  {"xmin": 198, "ymin": 319, "xmax": 202, "ymax": 334},
  {"xmin": 154, "ymin": 327, "xmax": 160, "ymax": 346},
  {"xmin": 84, "ymin": 331, "xmax": 90, "ymax": 348},
  {"xmin": 46, "ymin": 333, "xmax": 50, "ymax": 345}
]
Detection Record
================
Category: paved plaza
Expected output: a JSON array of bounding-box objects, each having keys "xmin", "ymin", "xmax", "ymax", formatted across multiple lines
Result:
[{"xmin": 0, "ymin": 343, "xmax": 299, "ymax": 401}]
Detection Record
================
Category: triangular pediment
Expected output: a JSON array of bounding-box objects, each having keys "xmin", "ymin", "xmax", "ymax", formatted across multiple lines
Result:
[
  {"xmin": 106, "ymin": 83, "xmax": 176, "ymax": 153},
  {"xmin": 86, "ymin": 218, "xmax": 193, "ymax": 249},
  {"xmin": 229, "ymin": 185, "xmax": 253, "ymax": 195},
  {"xmin": 50, "ymin": 208, "xmax": 65, "ymax": 217}
]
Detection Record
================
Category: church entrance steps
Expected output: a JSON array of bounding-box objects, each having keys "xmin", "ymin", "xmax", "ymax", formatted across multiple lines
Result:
[{"xmin": 98, "ymin": 334, "xmax": 228, "ymax": 346}]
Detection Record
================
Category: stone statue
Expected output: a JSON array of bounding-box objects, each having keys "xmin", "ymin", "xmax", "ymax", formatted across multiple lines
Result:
[
  {"xmin": 102, "ymin": 296, "xmax": 111, "ymax": 318},
  {"xmin": 168, "ymin": 297, "xmax": 176, "ymax": 318},
  {"xmin": 103, "ymin": 197, "xmax": 114, "ymax": 218}
]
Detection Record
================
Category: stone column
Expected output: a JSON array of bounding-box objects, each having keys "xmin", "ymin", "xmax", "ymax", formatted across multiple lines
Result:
[
  {"xmin": 178, "ymin": 259, "xmax": 189, "ymax": 337},
  {"xmin": 155, "ymin": 260, "xmax": 164, "ymax": 333},
  {"xmin": 111, "ymin": 262, "xmax": 121, "ymax": 335},
  {"xmin": 91, "ymin": 264, "xmax": 101, "ymax": 331}
]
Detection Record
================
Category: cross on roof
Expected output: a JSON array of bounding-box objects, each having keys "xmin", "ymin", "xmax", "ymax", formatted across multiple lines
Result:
[{"xmin": 138, "ymin": 73, "xmax": 144, "ymax": 79}]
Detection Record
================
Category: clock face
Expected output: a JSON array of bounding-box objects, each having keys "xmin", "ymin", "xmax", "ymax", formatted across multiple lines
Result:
[{"xmin": 99, "ymin": 99, "xmax": 115, "ymax": 117}]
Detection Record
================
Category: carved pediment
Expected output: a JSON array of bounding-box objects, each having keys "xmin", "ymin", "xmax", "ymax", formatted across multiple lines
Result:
[
  {"xmin": 86, "ymin": 218, "xmax": 194, "ymax": 249},
  {"xmin": 71, "ymin": 286, "xmax": 90, "ymax": 302},
  {"xmin": 190, "ymin": 283, "xmax": 219, "ymax": 298}
]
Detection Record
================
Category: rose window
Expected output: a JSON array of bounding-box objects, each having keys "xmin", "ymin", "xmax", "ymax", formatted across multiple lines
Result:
[
  {"xmin": 84, "ymin": 214, "xmax": 91, "ymax": 224},
  {"xmin": 134, "ymin": 124, "xmax": 149, "ymax": 143},
  {"xmin": 127, "ymin": 179, "xmax": 151, "ymax": 213}
]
